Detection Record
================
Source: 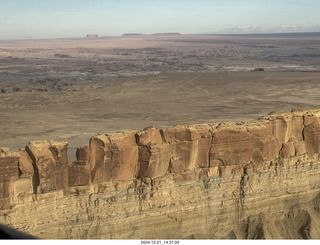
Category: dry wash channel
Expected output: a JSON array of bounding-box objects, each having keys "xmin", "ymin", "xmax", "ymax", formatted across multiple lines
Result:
[{"xmin": 1, "ymin": 109, "xmax": 320, "ymax": 239}]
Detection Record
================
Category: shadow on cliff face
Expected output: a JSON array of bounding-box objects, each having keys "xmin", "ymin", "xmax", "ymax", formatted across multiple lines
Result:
[
  {"xmin": 226, "ymin": 211, "xmax": 310, "ymax": 239},
  {"xmin": 226, "ymin": 194, "xmax": 320, "ymax": 239},
  {"xmin": 229, "ymin": 213, "xmax": 276, "ymax": 239},
  {"xmin": 275, "ymin": 206, "xmax": 311, "ymax": 239},
  {"xmin": 274, "ymin": 194, "xmax": 320, "ymax": 239},
  {"xmin": 169, "ymin": 196, "xmax": 320, "ymax": 240},
  {"xmin": 0, "ymin": 223, "xmax": 36, "ymax": 239}
]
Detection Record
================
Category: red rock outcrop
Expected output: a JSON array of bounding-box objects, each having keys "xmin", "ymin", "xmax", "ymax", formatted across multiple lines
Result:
[
  {"xmin": 25, "ymin": 140, "xmax": 68, "ymax": 194},
  {"xmin": 136, "ymin": 127, "xmax": 170, "ymax": 178},
  {"xmin": 303, "ymin": 111, "xmax": 320, "ymax": 157},
  {"xmin": 89, "ymin": 132, "xmax": 139, "ymax": 183},
  {"xmin": 68, "ymin": 145, "xmax": 90, "ymax": 187},
  {"xmin": 0, "ymin": 148, "xmax": 19, "ymax": 207},
  {"xmin": 15, "ymin": 148, "xmax": 34, "ymax": 199},
  {"xmin": 161, "ymin": 124, "xmax": 212, "ymax": 173},
  {"xmin": 2, "ymin": 109, "xmax": 320, "ymax": 239}
]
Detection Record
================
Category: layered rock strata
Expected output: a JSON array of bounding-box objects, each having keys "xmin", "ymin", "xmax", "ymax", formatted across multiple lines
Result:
[{"xmin": 1, "ymin": 109, "xmax": 320, "ymax": 239}]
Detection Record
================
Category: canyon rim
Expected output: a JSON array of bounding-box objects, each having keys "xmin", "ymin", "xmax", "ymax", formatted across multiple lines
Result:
[
  {"xmin": 1, "ymin": 109, "xmax": 320, "ymax": 239},
  {"xmin": 2, "ymin": 33, "xmax": 320, "ymax": 240}
]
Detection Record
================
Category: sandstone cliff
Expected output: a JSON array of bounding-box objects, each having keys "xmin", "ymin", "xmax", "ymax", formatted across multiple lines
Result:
[{"xmin": 1, "ymin": 109, "xmax": 320, "ymax": 239}]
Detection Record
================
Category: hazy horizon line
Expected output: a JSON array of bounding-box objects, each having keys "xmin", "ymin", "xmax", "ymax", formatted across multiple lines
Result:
[{"xmin": 1, "ymin": 30, "xmax": 320, "ymax": 42}]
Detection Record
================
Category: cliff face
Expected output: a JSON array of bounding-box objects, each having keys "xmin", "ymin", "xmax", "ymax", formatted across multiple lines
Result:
[{"xmin": 1, "ymin": 109, "xmax": 320, "ymax": 239}]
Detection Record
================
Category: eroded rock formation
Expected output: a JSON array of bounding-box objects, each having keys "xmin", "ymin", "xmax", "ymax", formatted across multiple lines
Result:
[
  {"xmin": 89, "ymin": 132, "xmax": 139, "ymax": 183},
  {"xmin": 68, "ymin": 145, "xmax": 90, "ymax": 187},
  {"xmin": 0, "ymin": 148, "xmax": 19, "ymax": 203},
  {"xmin": 1, "ymin": 109, "xmax": 320, "ymax": 239},
  {"xmin": 25, "ymin": 140, "xmax": 69, "ymax": 194}
]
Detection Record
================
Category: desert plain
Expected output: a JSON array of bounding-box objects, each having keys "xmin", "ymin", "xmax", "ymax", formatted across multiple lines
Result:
[{"xmin": 1, "ymin": 33, "xmax": 320, "ymax": 161}]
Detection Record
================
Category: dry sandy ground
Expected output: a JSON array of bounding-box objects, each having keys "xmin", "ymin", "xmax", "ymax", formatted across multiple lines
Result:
[
  {"xmin": 1, "ymin": 71, "xmax": 320, "ymax": 161},
  {"xmin": 1, "ymin": 34, "xmax": 320, "ymax": 161}
]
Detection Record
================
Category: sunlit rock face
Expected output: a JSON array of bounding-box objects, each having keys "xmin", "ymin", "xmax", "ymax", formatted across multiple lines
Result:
[
  {"xmin": 25, "ymin": 140, "xmax": 69, "ymax": 194},
  {"xmin": 68, "ymin": 145, "xmax": 90, "ymax": 187},
  {"xmin": 89, "ymin": 131, "xmax": 139, "ymax": 183},
  {"xmin": 2, "ymin": 109, "xmax": 320, "ymax": 239}
]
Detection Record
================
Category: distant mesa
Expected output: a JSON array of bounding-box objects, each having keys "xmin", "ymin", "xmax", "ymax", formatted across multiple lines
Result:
[
  {"xmin": 151, "ymin": 32, "xmax": 181, "ymax": 36},
  {"xmin": 85, "ymin": 34, "xmax": 99, "ymax": 39},
  {"xmin": 121, "ymin": 32, "xmax": 181, "ymax": 37},
  {"xmin": 121, "ymin": 33, "xmax": 145, "ymax": 37}
]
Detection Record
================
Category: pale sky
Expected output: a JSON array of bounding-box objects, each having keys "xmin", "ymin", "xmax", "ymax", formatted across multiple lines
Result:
[{"xmin": 0, "ymin": 0, "xmax": 319, "ymax": 39}]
